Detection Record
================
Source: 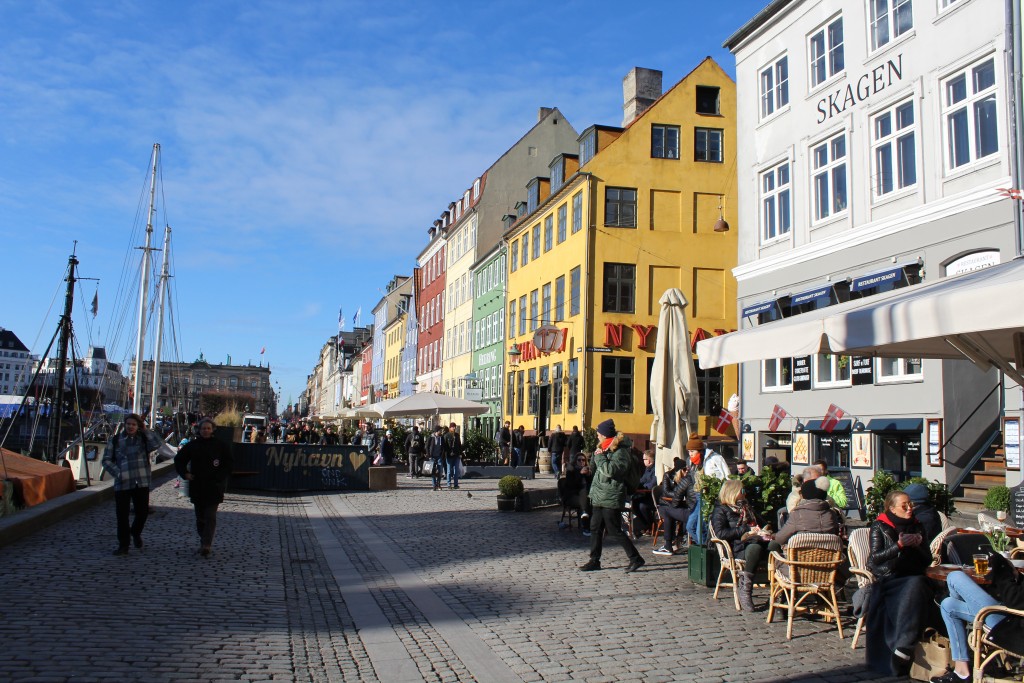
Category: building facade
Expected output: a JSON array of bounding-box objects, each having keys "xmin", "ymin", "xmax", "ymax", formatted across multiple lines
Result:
[
  {"xmin": 132, "ymin": 355, "xmax": 273, "ymax": 415},
  {"xmin": 0, "ymin": 328, "xmax": 34, "ymax": 399},
  {"xmin": 723, "ymin": 0, "xmax": 1016, "ymax": 489},
  {"xmin": 370, "ymin": 275, "xmax": 411, "ymax": 403},
  {"xmin": 470, "ymin": 242, "xmax": 507, "ymax": 437},
  {"xmin": 504, "ymin": 61, "xmax": 739, "ymax": 445},
  {"xmin": 416, "ymin": 233, "xmax": 446, "ymax": 394}
]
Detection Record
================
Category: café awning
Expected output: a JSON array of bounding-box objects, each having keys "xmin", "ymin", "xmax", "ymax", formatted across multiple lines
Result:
[{"xmin": 697, "ymin": 257, "xmax": 1024, "ymax": 386}]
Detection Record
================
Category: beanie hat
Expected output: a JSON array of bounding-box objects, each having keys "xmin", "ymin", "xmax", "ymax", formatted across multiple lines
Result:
[
  {"xmin": 801, "ymin": 479, "xmax": 827, "ymax": 501},
  {"xmin": 596, "ymin": 419, "xmax": 617, "ymax": 438},
  {"xmin": 686, "ymin": 435, "xmax": 704, "ymax": 451},
  {"xmin": 903, "ymin": 483, "xmax": 929, "ymax": 505}
]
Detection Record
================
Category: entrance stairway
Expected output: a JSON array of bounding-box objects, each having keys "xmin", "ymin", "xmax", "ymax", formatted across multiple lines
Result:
[{"xmin": 954, "ymin": 445, "xmax": 1005, "ymax": 514}]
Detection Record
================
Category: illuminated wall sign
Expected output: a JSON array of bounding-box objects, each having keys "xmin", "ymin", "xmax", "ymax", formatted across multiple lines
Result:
[{"xmin": 817, "ymin": 55, "xmax": 903, "ymax": 124}]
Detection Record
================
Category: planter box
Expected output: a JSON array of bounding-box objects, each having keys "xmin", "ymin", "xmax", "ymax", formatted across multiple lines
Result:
[
  {"xmin": 688, "ymin": 543, "xmax": 721, "ymax": 588},
  {"xmin": 497, "ymin": 496, "xmax": 516, "ymax": 511}
]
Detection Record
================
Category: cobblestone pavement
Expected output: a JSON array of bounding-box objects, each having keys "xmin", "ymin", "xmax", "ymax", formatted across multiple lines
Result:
[{"xmin": 0, "ymin": 473, "xmax": 903, "ymax": 682}]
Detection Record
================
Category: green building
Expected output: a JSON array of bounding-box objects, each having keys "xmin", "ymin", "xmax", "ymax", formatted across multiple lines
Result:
[{"xmin": 470, "ymin": 242, "xmax": 506, "ymax": 440}]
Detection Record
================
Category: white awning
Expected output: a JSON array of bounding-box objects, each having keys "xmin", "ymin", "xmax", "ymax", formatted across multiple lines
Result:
[{"xmin": 697, "ymin": 257, "xmax": 1024, "ymax": 386}]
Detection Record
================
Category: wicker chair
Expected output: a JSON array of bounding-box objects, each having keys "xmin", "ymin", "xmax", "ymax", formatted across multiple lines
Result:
[
  {"xmin": 847, "ymin": 527, "xmax": 873, "ymax": 649},
  {"xmin": 649, "ymin": 488, "xmax": 665, "ymax": 547},
  {"xmin": 709, "ymin": 523, "xmax": 745, "ymax": 611},
  {"xmin": 766, "ymin": 532, "xmax": 846, "ymax": 640},
  {"xmin": 970, "ymin": 604, "xmax": 1024, "ymax": 682}
]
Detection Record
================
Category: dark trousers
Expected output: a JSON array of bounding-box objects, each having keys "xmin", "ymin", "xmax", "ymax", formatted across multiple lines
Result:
[
  {"xmin": 408, "ymin": 453, "xmax": 422, "ymax": 477},
  {"xmin": 114, "ymin": 487, "xmax": 149, "ymax": 549},
  {"xmin": 659, "ymin": 505, "xmax": 691, "ymax": 547},
  {"xmin": 193, "ymin": 503, "xmax": 220, "ymax": 547},
  {"xmin": 432, "ymin": 457, "xmax": 444, "ymax": 488},
  {"xmin": 588, "ymin": 505, "xmax": 640, "ymax": 563}
]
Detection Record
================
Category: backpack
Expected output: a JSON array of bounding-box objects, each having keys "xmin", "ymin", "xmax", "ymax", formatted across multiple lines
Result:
[{"xmin": 623, "ymin": 450, "xmax": 644, "ymax": 491}]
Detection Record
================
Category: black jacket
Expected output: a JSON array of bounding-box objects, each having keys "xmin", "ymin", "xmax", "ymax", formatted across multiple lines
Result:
[
  {"xmin": 669, "ymin": 471, "xmax": 698, "ymax": 510},
  {"xmin": 866, "ymin": 513, "xmax": 930, "ymax": 581},
  {"xmin": 428, "ymin": 434, "xmax": 445, "ymax": 460},
  {"xmin": 567, "ymin": 431, "xmax": 584, "ymax": 454},
  {"xmin": 443, "ymin": 431, "xmax": 463, "ymax": 459},
  {"xmin": 174, "ymin": 435, "xmax": 233, "ymax": 506},
  {"xmin": 912, "ymin": 502, "xmax": 942, "ymax": 544},
  {"xmin": 549, "ymin": 431, "xmax": 567, "ymax": 454},
  {"xmin": 987, "ymin": 552, "xmax": 1024, "ymax": 655},
  {"xmin": 711, "ymin": 502, "xmax": 764, "ymax": 554},
  {"xmin": 405, "ymin": 431, "xmax": 425, "ymax": 455},
  {"xmin": 498, "ymin": 427, "xmax": 511, "ymax": 446}
]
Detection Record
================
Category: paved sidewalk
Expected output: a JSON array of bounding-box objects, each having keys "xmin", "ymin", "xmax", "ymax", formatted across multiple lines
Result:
[{"xmin": 0, "ymin": 475, "xmax": 902, "ymax": 682}]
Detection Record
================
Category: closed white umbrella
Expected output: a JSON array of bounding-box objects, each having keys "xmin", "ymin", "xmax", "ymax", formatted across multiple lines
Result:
[
  {"xmin": 359, "ymin": 392, "xmax": 490, "ymax": 419},
  {"xmin": 649, "ymin": 288, "xmax": 700, "ymax": 478}
]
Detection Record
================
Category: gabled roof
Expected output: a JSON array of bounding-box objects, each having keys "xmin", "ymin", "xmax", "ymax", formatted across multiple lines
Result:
[{"xmin": 0, "ymin": 329, "xmax": 29, "ymax": 352}]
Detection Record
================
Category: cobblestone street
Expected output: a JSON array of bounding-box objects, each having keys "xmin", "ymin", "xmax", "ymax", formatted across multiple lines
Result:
[{"xmin": 0, "ymin": 474, "xmax": 901, "ymax": 682}]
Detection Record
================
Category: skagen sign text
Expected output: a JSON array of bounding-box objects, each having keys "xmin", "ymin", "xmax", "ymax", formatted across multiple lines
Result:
[{"xmin": 817, "ymin": 55, "xmax": 903, "ymax": 124}]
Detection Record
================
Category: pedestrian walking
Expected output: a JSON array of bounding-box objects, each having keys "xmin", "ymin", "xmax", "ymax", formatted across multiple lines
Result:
[
  {"xmin": 580, "ymin": 419, "xmax": 645, "ymax": 573},
  {"xmin": 497, "ymin": 421, "xmax": 512, "ymax": 465},
  {"xmin": 549, "ymin": 425, "xmax": 566, "ymax": 476},
  {"xmin": 102, "ymin": 413, "xmax": 161, "ymax": 556},
  {"xmin": 174, "ymin": 418, "xmax": 233, "ymax": 557},
  {"xmin": 428, "ymin": 425, "xmax": 445, "ymax": 491},
  {"xmin": 444, "ymin": 423, "xmax": 463, "ymax": 489},
  {"xmin": 405, "ymin": 425, "xmax": 425, "ymax": 478}
]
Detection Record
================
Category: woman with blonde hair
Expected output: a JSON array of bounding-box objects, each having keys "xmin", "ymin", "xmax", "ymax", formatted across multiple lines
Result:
[{"xmin": 711, "ymin": 478, "xmax": 773, "ymax": 611}]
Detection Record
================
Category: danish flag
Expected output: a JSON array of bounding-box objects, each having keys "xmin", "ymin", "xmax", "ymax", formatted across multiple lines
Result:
[
  {"xmin": 714, "ymin": 408, "xmax": 733, "ymax": 434},
  {"xmin": 997, "ymin": 187, "xmax": 1024, "ymax": 200},
  {"xmin": 768, "ymin": 404, "xmax": 788, "ymax": 432},
  {"xmin": 822, "ymin": 403, "xmax": 846, "ymax": 433}
]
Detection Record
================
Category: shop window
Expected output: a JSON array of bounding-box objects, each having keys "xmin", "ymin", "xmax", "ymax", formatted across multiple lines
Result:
[
  {"xmin": 646, "ymin": 357, "xmax": 655, "ymax": 414},
  {"xmin": 816, "ymin": 432, "xmax": 851, "ymax": 469},
  {"xmin": 696, "ymin": 365, "xmax": 723, "ymax": 416},
  {"xmin": 600, "ymin": 356, "xmax": 633, "ymax": 413},
  {"xmin": 879, "ymin": 433, "xmax": 922, "ymax": 482}
]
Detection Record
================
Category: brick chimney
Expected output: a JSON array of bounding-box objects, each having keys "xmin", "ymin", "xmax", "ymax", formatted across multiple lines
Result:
[
  {"xmin": 622, "ymin": 67, "xmax": 662, "ymax": 126},
  {"xmin": 538, "ymin": 107, "xmax": 554, "ymax": 122}
]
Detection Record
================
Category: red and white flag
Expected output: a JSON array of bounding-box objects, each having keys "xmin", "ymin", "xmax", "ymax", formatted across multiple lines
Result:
[
  {"xmin": 822, "ymin": 403, "xmax": 846, "ymax": 433},
  {"xmin": 260, "ymin": 347, "xmax": 266, "ymax": 355},
  {"xmin": 768, "ymin": 404, "xmax": 788, "ymax": 432},
  {"xmin": 714, "ymin": 408, "xmax": 733, "ymax": 434}
]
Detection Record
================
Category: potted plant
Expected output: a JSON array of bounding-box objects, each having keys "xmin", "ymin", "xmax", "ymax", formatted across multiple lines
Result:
[
  {"xmin": 497, "ymin": 475, "xmax": 524, "ymax": 512},
  {"xmin": 985, "ymin": 485, "xmax": 1010, "ymax": 521},
  {"xmin": 986, "ymin": 529, "xmax": 1013, "ymax": 557},
  {"xmin": 688, "ymin": 473, "xmax": 724, "ymax": 586}
]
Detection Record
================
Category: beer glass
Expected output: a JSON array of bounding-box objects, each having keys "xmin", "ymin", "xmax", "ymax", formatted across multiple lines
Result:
[{"xmin": 973, "ymin": 553, "xmax": 990, "ymax": 575}]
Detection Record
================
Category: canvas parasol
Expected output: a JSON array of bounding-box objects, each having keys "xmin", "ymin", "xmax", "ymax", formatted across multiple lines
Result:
[{"xmin": 649, "ymin": 288, "xmax": 700, "ymax": 478}]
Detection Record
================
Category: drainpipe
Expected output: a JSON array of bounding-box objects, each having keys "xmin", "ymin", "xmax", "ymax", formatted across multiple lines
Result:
[
  {"xmin": 580, "ymin": 173, "xmax": 594, "ymax": 432},
  {"xmin": 1008, "ymin": 0, "xmax": 1024, "ymax": 256}
]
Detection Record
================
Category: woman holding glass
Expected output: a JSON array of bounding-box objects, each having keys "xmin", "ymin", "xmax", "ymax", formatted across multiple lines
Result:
[{"xmin": 710, "ymin": 478, "xmax": 772, "ymax": 611}]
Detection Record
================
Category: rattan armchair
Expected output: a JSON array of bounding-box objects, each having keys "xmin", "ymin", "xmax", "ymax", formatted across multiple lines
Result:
[
  {"xmin": 970, "ymin": 604, "xmax": 1024, "ymax": 682},
  {"xmin": 766, "ymin": 532, "xmax": 845, "ymax": 640},
  {"xmin": 708, "ymin": 523, "xmax": 745, "ymax": 611},
  {"xmin": 847, "ymin": 527, "xmax": 872, "ymax": 649}
]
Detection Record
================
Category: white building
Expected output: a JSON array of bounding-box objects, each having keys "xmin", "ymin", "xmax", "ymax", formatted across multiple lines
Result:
[
  {"xmin": 0, "ymin": 328, "xmax": 34, "ymax": 398},
  {"xmin": 721, "ymin": 0, "xmax": 1019, "ymax": 502}
]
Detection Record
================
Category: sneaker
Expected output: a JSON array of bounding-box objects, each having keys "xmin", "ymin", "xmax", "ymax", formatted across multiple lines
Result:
[
  {"xmin": 625, "ymin": 557, "xmax": 646, "ymax": 573},
  {"xmin": 930, "ymin": 670, "xmax": 970, "ymax": 683},
  {"xmin": 582, "ymin": 529, "xmax": 591, "ymax": 537},
  {"xmin": 112, "ymin": 547, "xmax": 129, "ymax": 556},
  {"xmin": 653, "ymin": 546, "xmax": 673, "ymax": 556},
  {"xmin": 580, "ymin": 560, "xmax": 601, "ymax": 571}
]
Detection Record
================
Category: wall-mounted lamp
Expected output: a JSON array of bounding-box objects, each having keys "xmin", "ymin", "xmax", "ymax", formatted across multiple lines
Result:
[
  {"xmin": 742, "ymin": 423, "xmax": 752, "ymax": 433},
  {"xmin": 508, "ymin": 343, "xmax": 522, "ymax": 368},
  {"xmin": 853, "ymin": 420, "xmax": 866, "ymax": 432},
  {"xmin": 713, "ymin": 195, "xmax": 730, "ymax": 233},
  {"xmin": 795, "ymin": 422, "xmax": 806, "ymax": 432}
]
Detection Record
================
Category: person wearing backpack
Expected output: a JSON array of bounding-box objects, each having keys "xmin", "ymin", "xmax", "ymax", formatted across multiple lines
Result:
[
  {"xmin": 580, "ymin": 419, "xmax": 644, "ymax": 573},
  {"xmin": 405, "ymin": 426, "xmax": 425, "ymax": 479}
]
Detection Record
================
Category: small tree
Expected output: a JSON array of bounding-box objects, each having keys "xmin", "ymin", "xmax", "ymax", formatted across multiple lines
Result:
[
  {"xmin": 498, "ymin": 475, "xmax": 524, "ymax": 498},
  {"xmin": 463, "ymin": 428, "xmax": 495, "ymax": 463},
  {"xmin": 582, "ymin": 427, "xmax": 599, "ymax": 454}
]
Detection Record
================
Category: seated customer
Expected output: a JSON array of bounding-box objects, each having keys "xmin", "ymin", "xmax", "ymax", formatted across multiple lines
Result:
[
  {"xmin": 558, "ymin": 453, "xmax": 593, "ymax": 534},
  {"xmin": 629, "ymin": 450, "xmax": 659, "ymax": 535},
  {"xmin": 933, "ymin": 552, "xmax": 1024, "ymax": 683},
  {"xmin": 773, "ymin": 479, "xmax": 844, "ymax": 546},
  {"xmin": 711, "ymin": 479, "xmax": 772, "ymax": 612},
  {"xmin": 903, "ymin": 482, "xmax": 942, "ymax": 545},
  {"xmin": 654, "ymin": 464, "xmax": 697, "ymax": 556},
  {"xmin": 865, "ymin": 490, "xmax": 934, "ymax": 676}
]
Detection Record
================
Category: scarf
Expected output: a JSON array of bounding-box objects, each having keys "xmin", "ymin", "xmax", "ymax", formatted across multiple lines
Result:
[{"xmin": 878, "ymin": 511, "xmax": 916, "ymax": 532}]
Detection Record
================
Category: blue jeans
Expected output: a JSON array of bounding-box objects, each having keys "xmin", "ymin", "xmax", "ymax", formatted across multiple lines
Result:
[
  {"xmin": 551, "ymin": 451, "xmax": 561, "ymax": 477},
  {"xmin": 686, "ymin": 493, "xmax": 703, "ymax": 542},
  {"xmin": 447, "ymin": 457, "xmax": 460, "ymax": 487},
  {"xmin": 941, "ymin": 569, "xmax": 1005, "ymax": 662}
]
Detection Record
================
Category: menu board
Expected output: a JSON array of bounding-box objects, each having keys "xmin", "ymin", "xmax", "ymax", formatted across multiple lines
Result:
[
  {"xmin": 792, "ymin": 356, "xmax": 812, "ymax": 391},
  {"xmin": 829, "ymin": 467, "xmax": 859, "ymax": 512},
  {"xmin": 1011, "ymin": 482, "xmax": 1024, "ymax": 529},
  {"xmin": 1005, "ymin": 417, "xmax": 1021, "ymax": 471},
  {"xmin": 851, "ymin": 356, "xmax": 874, "ymax": 385}
]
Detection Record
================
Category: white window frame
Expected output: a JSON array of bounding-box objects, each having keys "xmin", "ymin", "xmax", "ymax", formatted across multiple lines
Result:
[
  {"xmin": 813, "ymin": 353, "xmax": 852, "ymax": 388},
  {"xmin": 811, "ymin": 132, "xmax": 848, "ymax": 222},
  {"xmin": 809, "ymin": 16, "xmax": 845, "ymax": 89},
  {"xmin": 759, "ymin": 55, "xmax": 789, "ymax": 120},
  {"xmin": 761, "ymin": 358, "xmax": 793, "ymax": 392},
  {"xmin": 875, "ymin": 357, "xmax": 923, "ymax": 383},
  {"xmin": 872, "ymin": 98, "xmax": 917, "ymax": 199},
  {"xmin": 869, "ymin": 0, "xmax": 913, "ymax": 53},
  {"xmin": 942, "ymin": 56, "xmax": 999, "ymax": 171},
  {"xmin": 760, "ymin": 160, "xmax": 792, "ymax": 243}
]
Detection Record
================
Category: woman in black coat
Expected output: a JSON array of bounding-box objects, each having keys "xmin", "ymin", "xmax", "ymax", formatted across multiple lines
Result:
[
  {"xmin": 865, "ymin": 489, "xmax": 934, "ymax": 676},
  {"xmin": 174, "ymin": 418, "xmax": 233, "ymax": 557},
  {"xmin": 711, "ymin": 479, "xmax": 771, "ymax": 611}
]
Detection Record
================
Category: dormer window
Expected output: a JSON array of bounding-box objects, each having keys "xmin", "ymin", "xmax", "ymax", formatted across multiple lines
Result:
[
  {"xmin": 549, "ymin": 158, "xmax": 564, "ymax": 192},
  {"xmin": 527, "ymin": 179, "xmax": 541, "ymax": 213},
  {"xmin": 579, "ymin": 131, "xmax": 597, "ymax": 166},
  {"xmin": 696, "ymin": 86, "xmax": 720, "ymax": 115}
]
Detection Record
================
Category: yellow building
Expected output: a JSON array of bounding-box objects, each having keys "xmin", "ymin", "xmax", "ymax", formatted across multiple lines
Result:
[
  {"xmin": 383, "ymin": 312, "xmax": 406, "ymax": 399},
  {"xmin": 504, "ymin": 59, "xmax": 738, "ymax": 448}
]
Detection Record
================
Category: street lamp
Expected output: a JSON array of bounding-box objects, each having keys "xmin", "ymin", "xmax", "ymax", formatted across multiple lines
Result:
[{"xmin": 508, "ymin": 343, "xmax": 521, "ymax": 368}]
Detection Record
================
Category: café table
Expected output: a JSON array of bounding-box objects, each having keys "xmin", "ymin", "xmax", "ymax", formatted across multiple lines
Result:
[{"xmin": 926, "ymin": 564, "xmax": 991, "ymax": 585}]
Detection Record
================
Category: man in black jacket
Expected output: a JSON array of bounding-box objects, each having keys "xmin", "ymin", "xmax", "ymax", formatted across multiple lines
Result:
[
  {"xmin": 428, "ymin": 425, "xmax": 445, "ymax": 491},
  {"xmin": 174, "ymin": 418, "xmax": 233, "ymax": 557},
  {"xmin": 405, "ymin": 426, "xmax": 425, "ymax": 478},
  {"xmin": 498, "ymin": 421, "xmax": 512, "ymax": 465},
  {"xmin": 443, "ymin": 423, "xmax": 463, "ymax": 489},
  {"xmin": 549, "ymin": 426, "xmax": 567, "ymax": 476}
]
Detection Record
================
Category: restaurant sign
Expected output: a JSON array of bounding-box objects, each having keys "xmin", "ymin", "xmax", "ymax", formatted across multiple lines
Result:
[
  {"xmin": 792, "ymin": 356, "xmax": 812, "ymax": 391},
  {"xmin": 851, "ymin": 356, "xmax": 874, "ymax": 385},
  {"xmin": 230, "ymin": 443, "xmax": 371, "ymax": 492}
]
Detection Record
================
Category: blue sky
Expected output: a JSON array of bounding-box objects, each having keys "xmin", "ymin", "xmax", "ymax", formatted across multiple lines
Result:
[{"xmin": 0, "ymin": 0, "xmax": 767, "ymax": 411}]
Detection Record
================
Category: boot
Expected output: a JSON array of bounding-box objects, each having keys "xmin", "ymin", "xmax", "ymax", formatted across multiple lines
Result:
[{"xmin": 738, "ymin": 571, "xmax": 756, "ymax": 612}]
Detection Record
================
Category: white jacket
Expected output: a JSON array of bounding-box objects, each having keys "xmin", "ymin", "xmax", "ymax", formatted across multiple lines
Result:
[{"xmin": 703, "ymin": 450, "xmax": 730, "ymax": 480}]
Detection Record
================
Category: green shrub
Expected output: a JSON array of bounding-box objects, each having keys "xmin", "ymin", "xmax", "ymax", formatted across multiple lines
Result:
[
  {"xmin": 582, "ymin": 427, "xmax": 599, "ymax": 454},
  {"xmin": 463, "ymin": 428, "xmax": 495, "ymax": 462},
  {"xmin": 388, "ymin": 423, "xmax": 409, "ymax": 459},
  {"xmin": 985, "ymin": 485, "xmax": 1011, "ymax": 513},
  {"xmin": 498, "ymin": 475, "xmax": 524, "ymax": 498},
  {"xmin": 865, "ymin": 471, "xmax": 955, "ymax": 520},
  {"xmin": 696, "ymin": 473, "xmax": 724, "ymax": 521},
  {"xmin": 750, "ymin": 467, "xmax": 791, "ymax": 521}
]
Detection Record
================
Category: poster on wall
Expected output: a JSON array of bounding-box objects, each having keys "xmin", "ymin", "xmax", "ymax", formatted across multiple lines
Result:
[
  {"xmin": 792, "ymin": 432, "xmax": 811, "ymax": 465},
  {"xmin": 742, "ymin": 432, "xmax": 755, "ymax": 461},
  {"xmin": 852, "ymin": 433, "xmax": 872, "ymax": 468},
  {"xmin": 792, "ymin": 356, "xmax": 812, "ymax": 391},
  {"xmin": 926, "ymin": 418, "xmax": 943, "ymax": 467},
  {"xmin": 1004, "ymin": 417, "xmax": 1021, "ymax": 471}
]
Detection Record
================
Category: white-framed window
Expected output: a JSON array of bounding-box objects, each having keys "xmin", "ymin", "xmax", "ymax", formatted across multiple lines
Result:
[
  {"xmin": 759, "ymin": 56, "xmax": 789, "ymax": 119},
  {"xmin": 872, "ymin": 99, "xmax": 917, "ymax": 198},
  {"xmin": 940, "ymin": 0, "xmax": 961, "ymax": 9},
  {"xmin": 870, "ymin": 0, "xmax": 912, "ymax": 52},
  {"xmin": 809, "ymin": 16, "xmax": 844, "ymax": 88},
  {"xmin": 876, "ymin": 357, "xmax": 923, "ymax": 382},
  {"xmin": 811, "ymin": 132, "xmax": 848, "ymax": 221},
  {"xmin": 814, "ymin": 354, "xmax": 852, "ymax": 387},
  {"xmin": 943, "ymin": 56, "xmax": 998, "ymax": 170},
  {"xmin": 761, "ymin": 160, "xmax": 791, "ymax": 242},
  {"xmin": 762, "ymin": 358, "xmax": 793, "ymax": 391}
]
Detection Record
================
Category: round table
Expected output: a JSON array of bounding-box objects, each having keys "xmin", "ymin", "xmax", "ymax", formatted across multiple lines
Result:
[{"xmin": 925, "ymin": 564, "xmax": 991, "ymax": 585}]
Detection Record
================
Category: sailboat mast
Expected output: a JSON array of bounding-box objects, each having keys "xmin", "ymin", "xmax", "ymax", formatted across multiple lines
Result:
[
  {"xmin": 46, "ymin": 251, "xmax": 78, "ymax": 461},
  {"xmin": 132, "ymin": 143, "xmax": 159, "ymax": 416},
  {"xmin": 148, "ymin": 223, "xmax": 172, "ymax": 429}
]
